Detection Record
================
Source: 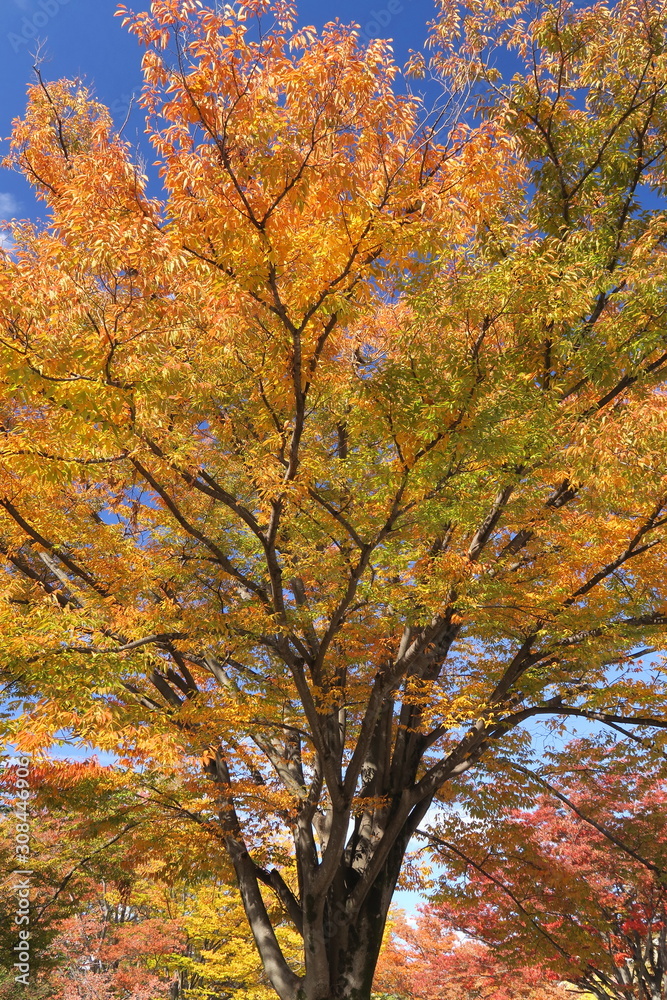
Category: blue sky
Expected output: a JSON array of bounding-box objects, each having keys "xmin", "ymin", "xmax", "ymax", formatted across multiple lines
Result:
[{"xmin": 0, "ymin": 0, "xmax": 436, "ymax": 231}]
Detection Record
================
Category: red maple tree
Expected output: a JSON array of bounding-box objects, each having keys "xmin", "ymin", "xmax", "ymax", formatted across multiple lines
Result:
[
  {"xmin": 419, "ymin": 744, "xmax": 667, "ymax": 1000},
  {"xmin": 375, "ymin": 907, "xmax": 569, "ymax": 1000}
]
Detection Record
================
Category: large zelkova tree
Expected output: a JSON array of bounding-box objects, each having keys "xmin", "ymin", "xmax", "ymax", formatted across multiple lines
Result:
[
  {"xmin": 419, "ymin": 743, "xmax": 667, "ymax": 1000},
  {"xmin": 3, "ymin": 0, "xmax": 667, "ymax": 996}
]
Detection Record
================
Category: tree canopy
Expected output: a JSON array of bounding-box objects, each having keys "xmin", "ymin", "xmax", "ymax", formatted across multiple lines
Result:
[
  {"xmin": 375, "ymin": 908, "xmax": 571, "ymax": 1000},
  {"xmin": 0, "ymin": 755, "xmax": 301, "ymax": 1000},
  {"xmin": 2, "ymin": 1, "xmax": 667, "ymax": 998},
  {"xmin": 419, "ymin": 742, "xmax": 667, "ymax": 999}
]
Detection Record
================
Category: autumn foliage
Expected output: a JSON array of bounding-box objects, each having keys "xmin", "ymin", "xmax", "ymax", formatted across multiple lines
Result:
[
  {"xmin": 0, "ymin": 756, "xmax": 303, "ymax": 999},
  {"xmin": 375, "ymin": 909, "xmax": 570, "ymax": 1000},
  {"xmin": 2, "ymin": 0, "xmax": 667, "ymax": 997},
  {"xmin": 422, "ymin": 744, "xmax": 667, "ymax": 1000}
]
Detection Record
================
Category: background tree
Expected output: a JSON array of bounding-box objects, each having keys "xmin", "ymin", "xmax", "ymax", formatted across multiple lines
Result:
[
  {"xmin": 374, "ymin": 909, "xmax": 572, "ymax": 1000},
  {"xmin": 2, "ymin": 1, "xmax": 667, "ymax": 997},
  {"xmin": 0, "ymin": 756, "xmax": 301, "ymax": 1000},
  {"xmin": 421, "ymin": 742, "xmax": 667, "ymax": 1000}
]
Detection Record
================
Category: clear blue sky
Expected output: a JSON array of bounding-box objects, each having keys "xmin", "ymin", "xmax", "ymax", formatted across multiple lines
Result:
[{"xmin": 0, "ymin": 0, "xmax": 436, "ymax": 230}]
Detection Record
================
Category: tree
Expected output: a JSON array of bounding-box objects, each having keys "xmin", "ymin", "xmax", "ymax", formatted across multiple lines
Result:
[
  {"xmin": 38, "ymin": 874, "xmax": 293, "ymax": 1000},
  {"xmin": 422, "ymin": 744, "xmax": 667, "ymax": 999},
  {"xmin": 0, "ymin": 756, "xmax": 177, "ymax": 999},
  {"xmin": 2, "ymin": 0, "xmax": 667, "ymax": 997},
  {"xmin": 0, "ymin": 756, "xmax": 301, "ymax": 999},
  {"xmin": 374, "ymin": 909, "xmax": 571, "ymax": 1000}
]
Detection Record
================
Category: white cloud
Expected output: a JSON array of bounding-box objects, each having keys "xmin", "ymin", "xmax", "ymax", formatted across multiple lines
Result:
[
  {"xmin": 0, "ymin": 193, "xmax": 19, "ymax": 254},
  {"xmin": 0, "ymin": 193, "xmax": 20, "ymax": 220}
]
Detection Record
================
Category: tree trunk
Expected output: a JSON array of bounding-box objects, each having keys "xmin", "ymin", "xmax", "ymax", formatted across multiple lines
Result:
[
  {"xmin": 299, "ymin": 830, "xmax": 410, "ymax": 1000},
  {"xmin": 212, "ymin": 708, "xmax": 435, "ymax": 1000},
  {"xmin": 327, "ymin": 890, "xmax": 393, "ymax": 1000}
]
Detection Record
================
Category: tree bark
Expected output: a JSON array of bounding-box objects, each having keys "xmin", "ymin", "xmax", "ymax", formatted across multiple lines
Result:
[{"xmin": 295, "ymin": 802, "xmax": 424, "ymax": 1000}]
